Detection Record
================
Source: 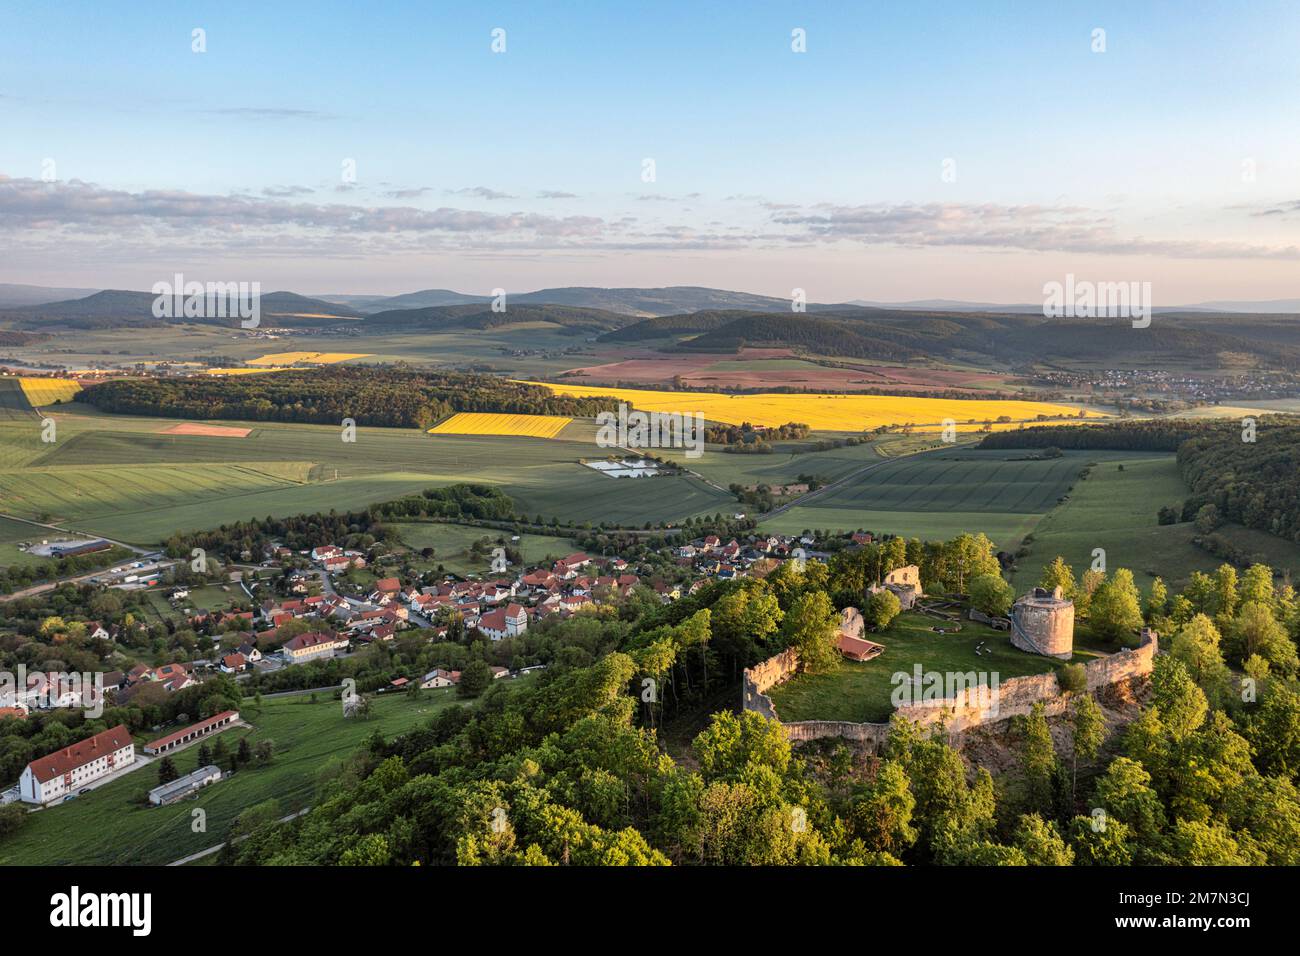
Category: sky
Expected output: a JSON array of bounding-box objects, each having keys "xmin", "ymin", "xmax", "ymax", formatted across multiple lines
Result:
[{"xmin": 1, "ymin": 0, "xmax": 1298, "ymax": 304}]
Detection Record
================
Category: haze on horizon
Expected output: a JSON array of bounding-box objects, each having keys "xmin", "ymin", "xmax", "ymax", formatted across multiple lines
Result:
[{"xmin": 2, "ymin": 0, "xmax": 1298, "ymax": 305}]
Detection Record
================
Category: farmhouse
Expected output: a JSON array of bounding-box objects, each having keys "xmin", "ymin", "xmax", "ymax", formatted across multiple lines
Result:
[
  {"xmin": 149, "ymin": 765, "xmax": 222, "ymax": 806},
  {"xmin": 420, "ymin": 668, "xmax": 460, "ymax": 689},
  {"xmin": 20, "ymin": 725, "xmax": 135, "ymax": 804},
  {"xmin": 282, "ymin": 631, "xmax": 349, "ymax": 663},
  {"xmin": 143, "ymin": 710, "xmax": 240, "ymax": 755}
]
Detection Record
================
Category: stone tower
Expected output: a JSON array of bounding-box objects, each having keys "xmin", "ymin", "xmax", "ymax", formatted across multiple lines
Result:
[{"xmin": 1010, "ymin": 586, "xmax": 1074, "ymax": 659}]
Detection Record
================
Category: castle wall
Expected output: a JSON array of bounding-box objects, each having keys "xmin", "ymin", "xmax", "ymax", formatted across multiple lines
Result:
[{"xmin": 741, "ymin": 630, "xmax": 1156, "ymax": 748}]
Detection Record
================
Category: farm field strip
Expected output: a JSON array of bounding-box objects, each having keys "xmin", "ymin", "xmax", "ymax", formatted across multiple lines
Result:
[
  {"xmin": 247, "ymin": 351, "xmax": 371, "ymax": 365},
  {"xmin": 523, "ymin": 380, "xmax": 1105, "ymax": 431},
  {"xmin": 429, "ymin": 411, "xmax": 572, "ymax": 438},
  {"xmin": 17, "ymin": 378, "xmax": 82, "ymax": 406}
]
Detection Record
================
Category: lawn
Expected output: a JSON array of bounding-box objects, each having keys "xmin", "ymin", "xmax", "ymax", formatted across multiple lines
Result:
[
  {"xmin": 766, "ymin": 612, "xmax": 1110, "ymax": 723},
  {"xmin": 390, "ymin": 522, "xmax": 576, "ymax": 575},
  {"xmin": 0, "ymin": 686, "xmax": 477, "ymax": 866}
]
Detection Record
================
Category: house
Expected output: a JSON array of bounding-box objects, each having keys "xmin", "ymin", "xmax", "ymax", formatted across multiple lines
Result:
[
  {"xmin": 477, "ymin": 603, "xmax": 528, "ymax": 640},
  {"xmin": 149, "ymin": 765, "xmax": 222, "ymax": 806},
  {"xmin": 311, "ymin": 545, "xmax": 342, "ymax": 562},
  {"xmin": 236, "ymin": 642, "xmax": 262, "ymax": 663},
  {"xmin": 491, "ymin": 666, "xmax": 510, "ymax": 680},
  {"xmin": 420, "ymin": 668, "xmax": 460, "ymax": 689},
  {"xmin": 368, "ymin": 577, "xmax": 402, "ymax": 604},
  {"xmin": 85, "ymin": 621, "xmax": 111, "ymax": 641},
  {"xmin": 389, "ymin": 677, "xmax": 409, "ymax": 691},
  {"xmin": 20, "ymin": 725, "xmax": 135, "ymax": 804},
  {"xmin": 143, "ymin": 710, "xmax": 240, "ymax": 755},
  {"xmin": 220, "ymin": 652, "xmax": 247, "ymax": 673},
  {"xmin": 281, "ymin": 631, "xmax": 349, "ymax": 663}
]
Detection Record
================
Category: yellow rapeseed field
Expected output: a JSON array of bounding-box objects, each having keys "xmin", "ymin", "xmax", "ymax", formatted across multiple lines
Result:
[
  {"xmin": 429, "ymin": 412, "xmax": 573, "ymax": 439},
  {"xmin": 523, "ymin": 381, "xmax": 1105, "ymax": 432},
  {"xmin": 203, "ymin": 367, "xmax": 292, "ymax": 376},
  {"xmin": 247, "ymin": 351, "xmax": 371, "ymax": 366},
  {"xmin": 18, "ymin": 378, "xmax": 82, "ymax": 406}
]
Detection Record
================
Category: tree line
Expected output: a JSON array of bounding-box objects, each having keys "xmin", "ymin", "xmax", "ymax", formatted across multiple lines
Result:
[{"xmin": 80, "ymin": 366, "xmax": 620, "ymax": 429}]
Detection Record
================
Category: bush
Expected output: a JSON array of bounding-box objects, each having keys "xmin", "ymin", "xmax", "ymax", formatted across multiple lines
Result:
[{"xmin": 1057, "ymin": 663, "xmax": 1087, "ymax": 694}]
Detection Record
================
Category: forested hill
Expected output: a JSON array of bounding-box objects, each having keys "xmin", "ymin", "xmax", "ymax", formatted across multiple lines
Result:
[
  {"xmin": 601, "ymin": 307, "xmax": 1300, "ymax": 371},
  {"xmin": 977, "ymin": 420, "xmax": 1232, "ymax": 452},
  {"xmin": 1179, "ymin": 420, "xmax": 1300, "ymax": 541},
  {"xmin": 79, "ymin": 367, "xmax": 620, "ymax": 428},
  {"xmin": 364, "ymin": 302, "xmax": 633, "ymax": 332}
]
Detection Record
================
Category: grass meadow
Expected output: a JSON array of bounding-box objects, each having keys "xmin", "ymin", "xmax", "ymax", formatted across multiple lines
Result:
[{"xmin": 0, "ymin": 687, "xmax": 478, "ymax": 866}]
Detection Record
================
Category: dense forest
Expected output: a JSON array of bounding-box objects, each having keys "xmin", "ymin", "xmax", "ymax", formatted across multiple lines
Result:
[
  {"xmin": 978, "ymin": 419, "xmax": 1232, "ymax": 452},
  {"xmin": 1178, "ymin": 421, "xmax": 1300, "ymax": 543},
  {"xmin": 80, "ymin": 367, "xmax": 620, "ymax": 428}
]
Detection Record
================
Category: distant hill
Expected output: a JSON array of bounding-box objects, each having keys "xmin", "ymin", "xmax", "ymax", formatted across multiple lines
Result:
[
  {"xmin": 1, "ymin": 289, "xmax": 361, "ymax": 329},
  {"xmin": 0, "ymin": 283, "xmax": 100, "ymax": 309},
  {"xmin": 602, "ymin": 306, "xmax": 1300, "ymax": 369},
  {"xmin": 328, "ymin": 285, "xmax": 851, "ymax": 317},
  {"xmin": 365, "ymin": 302, "xmax": 634, "ymax": 332}
]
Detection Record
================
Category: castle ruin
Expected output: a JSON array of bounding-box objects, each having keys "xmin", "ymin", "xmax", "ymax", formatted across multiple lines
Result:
[{"xmin": 1010, "ymin": 586, "xmax": 1074, "ymax": 659}]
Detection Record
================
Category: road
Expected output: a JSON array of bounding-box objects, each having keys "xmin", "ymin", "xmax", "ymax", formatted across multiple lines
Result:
[
  {"xmin": 166, "ymin": 806, "xmax": 312, "ymax": 866},
  {"xmin": 0, "ymin": 512, "xmax": 152, "ymax": 556}
]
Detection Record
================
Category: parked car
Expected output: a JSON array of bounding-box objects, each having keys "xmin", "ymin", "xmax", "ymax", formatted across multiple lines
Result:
[{"xmin": 78, "ymin": 787, "xmax": 92, "ymax": 795}]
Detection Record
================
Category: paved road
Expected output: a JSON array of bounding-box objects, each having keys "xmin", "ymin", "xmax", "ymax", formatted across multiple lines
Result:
[{"xmin": 0, "ymin": 512, "xmax": 152, "ymax": 556}]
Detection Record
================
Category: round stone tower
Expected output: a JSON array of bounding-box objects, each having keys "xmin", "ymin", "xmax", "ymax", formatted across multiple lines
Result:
[{"xmin": 1010, "ymin": 586, "xmax": 1074, "ymax": 659}]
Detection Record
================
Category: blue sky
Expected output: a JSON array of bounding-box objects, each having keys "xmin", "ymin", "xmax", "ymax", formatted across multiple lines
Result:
[{"xmin": 2, "ymin": 0, "xmax": 1298, "ymax": 302}]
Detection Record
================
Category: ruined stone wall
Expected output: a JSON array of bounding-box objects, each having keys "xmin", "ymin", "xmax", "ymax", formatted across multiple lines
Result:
[{"xmin": 743, "ymin": 630, "xmax": 1157, "ymax": 746}]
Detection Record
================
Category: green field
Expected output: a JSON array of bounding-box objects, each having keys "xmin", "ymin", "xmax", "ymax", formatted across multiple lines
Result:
[
  {"xmin": 0, "ymin": 515, "xmax": 49, "ymax": 569},
  {"xmin": 767, "ymin": 612, "xmax": 1110, "ymax": 723},
  {"xmin": 390, "ymin": 522, "xmax": 576, "ymax": 575},
  {"xmin": 0, "ymin": 406, "xmax": 734, "ymax": 545},
  {"xmin": 1010, "ymin": 454, "xmax": 1300, "ymax": 593},
  {"xmin": 759, "ymin": 448, "xmax": 1125, "ymax": 547},
  {"xmin": 0, "ymin": 687, "xmax": 476, "ymax": 866}
]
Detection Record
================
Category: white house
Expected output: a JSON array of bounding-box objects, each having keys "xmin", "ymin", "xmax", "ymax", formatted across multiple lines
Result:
[
  {"xmin": 20, "ymin": 725, "xmax": 135, "ymax": 804},
  {"xmin": 476, "ymin": 603, "xmax": 527, "ymax": 641}
]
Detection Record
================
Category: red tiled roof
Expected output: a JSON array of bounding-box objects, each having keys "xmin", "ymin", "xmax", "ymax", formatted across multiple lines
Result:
[
  {"xmin": 27, "ymin": 725, "xmax": 133, "ymax": 783},
  {"xmin": 143, "ymin": 711, "xmax": 239, "ymax": 753}
]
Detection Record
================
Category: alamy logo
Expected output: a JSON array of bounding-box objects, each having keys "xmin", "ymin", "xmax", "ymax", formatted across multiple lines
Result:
[
  {"xmin": 596, "ymin": 403, "xmax": 704, "ymax": 459},
  {"xmin": 151, "ymin": 273, "xmax": 261, "ymax": 328},
  {"xmin": 1042, "ymin": 273, "xmax": 1151, "ymax": 328},
  {"xmin": 0, "ymin": 666, "xmax": 105, "ymax": 718},
  {"xmin": 49, "ymin": 886, "xmax": 151, "ymax": 936},
  {"xmin": 890, "ymin": 666, "xmax": 1001, "ymax": 717}
]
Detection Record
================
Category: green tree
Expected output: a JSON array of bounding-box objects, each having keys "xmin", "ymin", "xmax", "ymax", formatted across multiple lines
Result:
[
  {"xmin": 1013, "ymin": 813, "xmax": 1074, "ymax": 865},
  {"xmin": 781, "ymin": 590, "xmax": 841, "ymax": 673},
  {"xmin": 157, "ymin": 756, "xmax": 179, "ymax": 785},
  {"xmin": 458, "ymin": 659, "xmax": 493, "ymax": 698},
  {"xmin": 969, "ymin": 573, "xmax": 1014, "ymax": 617},
  {"xmin": 1070, "ymin": 693, "xmax": 1106, "ymax": 803},
  {"xmin": 863, "ymin": 588, "xmax": 901, "ymax": 630},
  {"xmin": 1088, "ymin": 568, "xmax": 1143, "ymax": 643},
  {"xmin": 1039, "ymin": 556, "xmax": 1077, "ymax": 600},
  {"xmin": 848, "ymin": 760, "xmax": 917, "ymax": 856}
]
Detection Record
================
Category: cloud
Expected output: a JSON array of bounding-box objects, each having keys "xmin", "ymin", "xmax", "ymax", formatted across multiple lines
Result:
[
  {"xmin": 768, "ymin": 201, "xmax": 1300, "ymax": 260},
  {"xmin": 447, "ymin": 186, "xmax": 516, "ymax": 200},
  {"xmin": 537, "ymin": 190, "xmax": 578, "ymax": 199},
  {"xmin": 384, "ymin": 187, "xmax": 434, "ymax": 199},
  {"xmin": 261, "ymin": 185, "xmax": 315, "ymax": 198}
]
